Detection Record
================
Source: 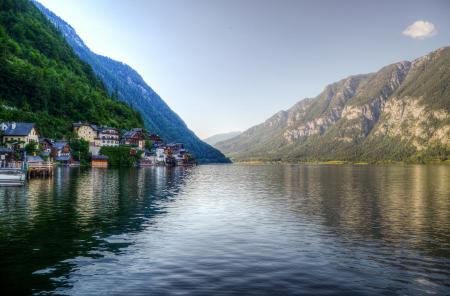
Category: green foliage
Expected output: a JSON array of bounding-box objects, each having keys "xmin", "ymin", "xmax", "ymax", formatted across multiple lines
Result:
[
  {"xmin": 144, "ymin": 139, "xmax": 152, "ymax": 150},
  {"xmin": 0, "ymin": 0, "xmax": 143, "ymax": 138},
  {"xmin": 69, "ymin": 138, "xmax": 89, "ymax": 165},
  {"xmin": 99, "ymin": 146, "xmax": 141, "ymax": 167},
  {"xmin": 24, "ymin": 139, "xmax": 38, "ymax": 154}
]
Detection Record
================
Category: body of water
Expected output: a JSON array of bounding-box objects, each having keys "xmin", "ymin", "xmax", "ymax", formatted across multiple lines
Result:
[{"xmin": 0, "ymin": 164, "xmax": 449, "ymax": 295}]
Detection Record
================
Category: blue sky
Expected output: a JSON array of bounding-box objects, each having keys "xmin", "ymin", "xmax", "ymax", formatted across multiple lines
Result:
[{"xmin": 37, "ymin": 0, "xmax": 450, "ymax": 138}]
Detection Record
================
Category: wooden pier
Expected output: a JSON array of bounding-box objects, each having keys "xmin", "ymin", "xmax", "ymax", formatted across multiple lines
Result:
[{"xmin": 27, "ymin": 162, "xmax": 54, "ymax": 179}]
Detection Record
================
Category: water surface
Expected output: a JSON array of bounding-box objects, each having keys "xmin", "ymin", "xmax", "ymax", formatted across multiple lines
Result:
[{"xmin": 0, "ymin": 165, "xmax": 449, "ymax": 295}]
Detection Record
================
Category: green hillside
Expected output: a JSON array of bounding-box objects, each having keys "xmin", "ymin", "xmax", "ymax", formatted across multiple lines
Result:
[{"xmin": 0, "ymin": 0, "xmax": 143, "ymax": 138}]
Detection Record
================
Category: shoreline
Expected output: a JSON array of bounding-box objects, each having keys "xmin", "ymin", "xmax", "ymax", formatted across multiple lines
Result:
[{"xmin": 228, "ymin": 159, "xmax": 450, "ymax": 165}]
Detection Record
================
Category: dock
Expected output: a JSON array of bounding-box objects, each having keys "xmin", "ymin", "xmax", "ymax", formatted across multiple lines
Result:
[{"xmin": 27, "ymin": 162, "xmax": 53, "ymax": 178}]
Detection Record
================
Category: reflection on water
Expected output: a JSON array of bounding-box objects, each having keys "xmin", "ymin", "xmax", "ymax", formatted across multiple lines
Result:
[
  {"xmin": 0, "ymin": 166, "xmax": 190, "ymax": 294},
  {"xmin": 0, "ymin": 165, "xmax": 449, "ymax": 295}
]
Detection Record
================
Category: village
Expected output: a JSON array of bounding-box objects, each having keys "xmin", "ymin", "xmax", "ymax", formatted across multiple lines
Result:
[{"xmin": 0, "ymin": 121, "xmax": 196, "ymax": 184}]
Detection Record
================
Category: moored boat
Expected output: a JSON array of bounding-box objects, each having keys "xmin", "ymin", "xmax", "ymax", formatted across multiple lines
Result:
[{"xmin": 0, "ymin": 168, "xmax": 26, "ymax": 186}]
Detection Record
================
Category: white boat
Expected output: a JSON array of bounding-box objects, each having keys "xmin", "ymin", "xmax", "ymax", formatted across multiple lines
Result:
[{"xmin": 0, "ymin": 168, "xmax": 26, "ymax": 186}]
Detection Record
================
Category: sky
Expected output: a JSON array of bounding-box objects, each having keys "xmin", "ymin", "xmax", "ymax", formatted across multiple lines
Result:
[{"xmin": 37, "ymin": 0, "xmax": 450, "ymax": 139}]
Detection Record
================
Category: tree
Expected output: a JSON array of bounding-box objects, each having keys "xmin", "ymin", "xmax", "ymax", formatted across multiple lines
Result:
[
  {"xmin": 24, "ymin": 140, "xmax": 38, "ymax": 155},
  {"xmin": 69, "ymin": 138, "xmax": 90, "ymax": 165},
  {"xmin": 99, "ymin": 146, "xmax": 141, "ymax": 167},
  {"xmin": 144, "ymin": 139, "xmax": 153, "ymax": 150}
]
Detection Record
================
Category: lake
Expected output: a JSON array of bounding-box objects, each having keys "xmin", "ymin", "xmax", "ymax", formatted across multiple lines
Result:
[{"xmin": 0, "ymin": 164, "xmax": 449, "ymax": 295}]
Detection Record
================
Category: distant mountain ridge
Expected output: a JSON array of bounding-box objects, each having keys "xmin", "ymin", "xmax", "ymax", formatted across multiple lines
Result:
[
  {"xmin": 33, "ymin": 0, "xmax": 229, "ymax": 163},
  {"xmin": 204, "ymin": 131, "xmax": 242, "ymax": 146},
  {"xmin": 216, "ymin": 47, "xmax": 450, "ymax": 163}
]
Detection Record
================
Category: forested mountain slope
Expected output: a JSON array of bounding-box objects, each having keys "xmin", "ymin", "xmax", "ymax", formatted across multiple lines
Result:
[
  {"xmin": 0, "ymin": 0, "xmax": 143, "ymax": 138},
  {"xmin": 34, "ymin": 1, "xmax": 229, "ymax": 163},
  {"xmin": 216, "ymin": 47, "xmax": 450, "ymax": 163}
]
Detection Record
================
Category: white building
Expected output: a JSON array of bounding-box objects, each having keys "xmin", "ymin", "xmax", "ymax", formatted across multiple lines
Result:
[
  {"xmin": 73, "ymin": 123, "xmax": 119, "ymax": 152},
  {"xmin": 156, "ymin": 148, "xmax": 166, "ymax": 163},
  {"xmin": 98, "ymin": 127, "xmax": 119, "ymax": 147}
]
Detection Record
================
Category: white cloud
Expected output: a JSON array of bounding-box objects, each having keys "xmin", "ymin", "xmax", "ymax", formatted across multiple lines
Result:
[{"xmin": 402, "ymin": 20, "xmax": 437, "ymax": 39}]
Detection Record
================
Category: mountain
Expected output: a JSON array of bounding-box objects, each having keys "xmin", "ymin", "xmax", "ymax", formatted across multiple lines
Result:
[
  {"xmin": 216, "ymin": 47, "xmax": 450, "ymax": 163},
  {"xmin": 0, "ymin": 0, "xmax": 143, "ymax": 138},
  {"xmin": 204, "ymin": 131, "xmax": 242, "ymax": 146},
  {"xmin": 33, "ymin": 1, "xmax": 229, "ymax": 163}
]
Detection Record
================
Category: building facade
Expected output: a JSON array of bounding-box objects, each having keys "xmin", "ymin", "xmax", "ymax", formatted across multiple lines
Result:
[
  {"xmin": 73, "ymin": 122, "xmax": 98, "ymax": 144},
  {"xmin": 1, "ymin": 122, "xmax": 39, "ymax": 148},
  {"xmin": 156, "ymin": 148, "xmax": 166, "ymax": 163},
  {"xmin": 51, "ymin": 141, "xmax": 71, "ymax": 159},
  {"xmin": 121, "ymin": 128, "xmax": 146, "ymax": 150},
  {"xmin": 98, "ymin": 127, "xmax": 120, "ymax": 147}
]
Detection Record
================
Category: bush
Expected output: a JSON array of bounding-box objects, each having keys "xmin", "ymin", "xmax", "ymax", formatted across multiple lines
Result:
[{"xmin": 99, "ymin": 146, "xmax": 142, "ymax": 167}]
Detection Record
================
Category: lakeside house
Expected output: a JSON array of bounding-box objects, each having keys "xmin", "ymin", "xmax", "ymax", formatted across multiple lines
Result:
[
  {"xmin": 52, "ymin": 141, "xmax": 72, "ymax": 165},
  {"xmin": 0, "ymin": 122, "xmax": 39, "ymax": 149},
  {"xmin": 168, "ymin": 143, "xmax": 185, "ymax": 157},
  {"xmin": 141, "ymin": 147, "xmax": 166, "ymax": 166},
  {"xmin": 73, "ymin": 122, "xmax": 98, "ymax": 145},
  {"xmin": 40, "ymin": 138, "xmax": 53, "ymax": 154},
  {"xmin": 0, "ymin": 120, "xmax": 195, "ymax": 170},
  {"xmin": 164, "ymin": 143, "xmax": 193, "ymax": 166},
  {"xmin": 72, "ymin": 122, "xmax": 195, "ymax": 166},
  {"xmin": 38, "ymin": 138, "xmax": 73, "ymax": 164},
  {"xmin": 73, "ymin": 122, "xmax": 121, "ymax": 155},
  {"xmin": 148, "ymin": 134, "xmax": 163, "ymax": 147},
  {"xmin": 97, "ymin": 127, "xmax": 120, "ymax": 147},
  {"xmin": 121, "ymin": 128, "xmax": 146, "ymax": 150},
  {"xmin": 73, "ymin": 122, "xmax": 100, "ymax": 155},
  {"xmin": 156, "ymin": 147, "xmax": 167, "ymax": 163}
]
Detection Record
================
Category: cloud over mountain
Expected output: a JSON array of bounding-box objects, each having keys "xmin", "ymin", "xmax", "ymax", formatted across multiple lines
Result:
[{"xmin": 402, "ymin": 20, "xmax": 437, "ymax": 39}]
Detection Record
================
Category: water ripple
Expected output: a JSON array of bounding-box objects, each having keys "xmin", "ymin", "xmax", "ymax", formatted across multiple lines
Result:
[{"xmin": 0, "ymin": 165, "xmax": 449, "ymax": 295}]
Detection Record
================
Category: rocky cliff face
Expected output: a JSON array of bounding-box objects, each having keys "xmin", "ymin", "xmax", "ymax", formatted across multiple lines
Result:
[
  {"xmin": 216, "ymin": 47, "xmax": 450, "ymax": 162},
  {"xmin": 373, "ymin": 97, "xmax": 449, "ymax": 150}
]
